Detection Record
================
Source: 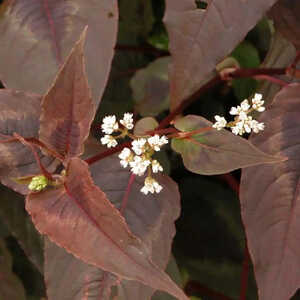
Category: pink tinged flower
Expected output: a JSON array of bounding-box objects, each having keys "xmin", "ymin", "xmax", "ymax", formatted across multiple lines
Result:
[{"xmin": 101, "ymin": 115, "xmax": 119, "ymax": 134}]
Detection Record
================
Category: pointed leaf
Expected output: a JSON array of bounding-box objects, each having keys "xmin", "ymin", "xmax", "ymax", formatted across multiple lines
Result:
[
  {"xmin": 45, "ymin": 152, "xmax": 180, "ymax": 299},
  {"xmin": 27, "ymin": 157, "xmax": 188, "ymax": 300},
  {"xmin": 164, "ymin": 0, "xmax": 278, "ymax": 109},
  {"xmin": 240, "ymin": 83, "xmax": 300, "ymax": 300},
  {"xmin": 171, "ymin": 115, "xmax": 283, "ymax": 175},
  {"xmin": 0, "ymin": 89, "xmax": 58, "ymax": 194},
  {"xmin": 0, "ymin": 0, "xmax": 118, "ymax": 108},
  {"xmin": 39, "ymin": 28, "xmax": 95, "ymax": 160}
]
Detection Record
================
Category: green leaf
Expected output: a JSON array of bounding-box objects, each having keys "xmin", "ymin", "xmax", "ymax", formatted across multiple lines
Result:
[
  {"xmin": 131, "ymin": 57, "xmax": 170, "ymax": 117},
  {"xmin": 231, "ymin": 41, "xmax": 260, "ymax": 100},
  {"xmin": 134, "ymin": 117, "xmax": 159, "ymax": 136}
]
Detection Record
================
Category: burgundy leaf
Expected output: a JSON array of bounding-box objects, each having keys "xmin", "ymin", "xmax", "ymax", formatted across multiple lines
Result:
[
  {"xmin": 269, "ymin": 0, "xmax": 300, "ymax": 49},
  {"xmin": 45, "ymin": 239, "xmax": 118, "ymax": 300},
  {"xmin": 171, "ymin": 115, "xmax": 284, "ymax": 175},
  {"xmin": 39, "ymin": 28, "xmax": 95, "ymax": 160},
  {"xmin": 0, "ymin": 0, "xmax": 118, "ymax": 108},
  {"xmin": 0, "ymin": 89, "xmax": 58, "ymax": 194},
  {"xmin": 45, "ymin": 152, "xmax": 180, "ymax": 300},
  {"xmin": 164, "ymin": 0, "xmax": 278, "ymax": 109},
  {"xmin": 27, "ymin": 157, "xmax": 188, "ymax": 300},
  {"xmin": 240, "ymin": 83, "xmax": 300, "ymax": 300}
]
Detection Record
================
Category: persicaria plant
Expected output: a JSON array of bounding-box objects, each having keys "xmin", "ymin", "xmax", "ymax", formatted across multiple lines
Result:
[{"xmin": 0, "ymin": 1, "xmax": 300, "ymax": 300}]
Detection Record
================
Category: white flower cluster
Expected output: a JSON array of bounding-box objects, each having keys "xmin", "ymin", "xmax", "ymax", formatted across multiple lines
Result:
[
  {"xmin": 212, "ymin": 93, "xmax": 265, "ymax": 136},
  {"xmin": 100, "ymin": 113, "xmax": 168, "ymax": 195},
  {"xmin": 101, "ymin": 113, "xmax": 134, "ymax": 148},
  {"xmin": 118, "ymin": 135, "xmax": 167, "ymax": 195}
]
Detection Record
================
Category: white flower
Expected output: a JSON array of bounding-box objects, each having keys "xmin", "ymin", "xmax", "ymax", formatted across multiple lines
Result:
[
  {"xmin": 101, "ymin": 115, "xmax": 119, "ymax": 134},
  {"xmin": 101, "ymin": 135, "xmax": 118, "ymax": 148},
  {"xmin": 129, "ymin": 155, "xmax": 151, "ymax": 176},
  {"xmin": 212, "ymin": 115, "xmax": 227, "ymax": 130},
  {"xmin": 231, "ymin": 121, "xmax": 245, "ymax": 135},
  {"xmin": 141, "ymin": 177, "xmax": 163, "ymax": 195},
  {"xmin": 120, "ymin": 113, "xmax": 134, "ymax": 130},
  {"xmin": 249, "ymin": 120, "xmax": 265, "ymax": 133},
  {"xmin": 251, "ymin": 93, "xmax": 265, "ymax": 112},
  {"xmin": 230, "ymin": 100, "xmax": 250, "ymax": 116},
  {"xmin": 240, "ymin": 99, "xmax": 250, "ymax": 111},
  {"xmin": 132, "ymin": 138, "xmax": 147, "ymax": 155},
  {"xmin": 118, "ymin": 147, "xmax": 133, "ymax": 168},
  {"xmin": 147, "ymin": 135, "xmax": 168, "ymax": 151},
  {"xmin": 152, "ymin": 160, "xmax": 163, "ymax": 173}
]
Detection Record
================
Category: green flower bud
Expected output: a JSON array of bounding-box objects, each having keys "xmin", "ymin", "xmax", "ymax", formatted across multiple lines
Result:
[{"xmin": 28, "ymin": 175, "xmax": 48, "ymax": 192}]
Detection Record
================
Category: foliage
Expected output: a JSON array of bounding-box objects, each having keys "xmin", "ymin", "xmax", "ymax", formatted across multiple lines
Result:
[{"xmin": 0, "ymin": 0, "xmax": 299, "ymax": 300}]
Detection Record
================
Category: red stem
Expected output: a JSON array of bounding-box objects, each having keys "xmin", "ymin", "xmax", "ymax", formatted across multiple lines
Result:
[
  {"xmin": 253, "ymin": 75, "xmax": 288, "ymax": 87},
  {"xmin": 158, "ymin": 67, "xmax": 286, "ymax": 129},
  {"xmin": 219, "ymin": 174, "xmax": 240, "ymax": 194},
  {"xmin": 86, "ymin": 67, "xmax": 287, "ymax": 165},
  {"xmin": 184, "ymin": 281, "xmax": 234, "ymax": 300},
  {"xmin": 158, "ymin": 75, "xmax": 222, "ymax": 129},
  {"xmin": 13, "ymin": 133, "xmax": 53, "ymax": 180},
  {"xmin": 120, "ymin": 173, "xmax": 136, "ymax": 214},
  {"xmin": 239, "ymin": 243, "xmax": 250, "ymax": 300},
  {"xmin": 85, "ymin": 141, "xmax": 131, "ymax": 165}
]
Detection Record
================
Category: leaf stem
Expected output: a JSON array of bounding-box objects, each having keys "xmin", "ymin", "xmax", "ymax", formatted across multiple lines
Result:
[
  {"xmin": 158, "ymin": 67, "xmax": 286, "ymax": 129},
  {"xmin": 85, "ymin": 141, "xmax": 131, "ymax": 165},
  {"xmin": 120, "ymin": 173, "xmax": 136, "ymax": 214},
  {"xmin": 253, "ymin": 75, "xmax": 288, "ymax": 87},
  {"xmin": 239, "ymin": 243, "xmax": 250, "ymax": 300}
]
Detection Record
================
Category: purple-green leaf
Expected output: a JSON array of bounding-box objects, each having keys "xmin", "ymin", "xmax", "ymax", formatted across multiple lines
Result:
[
  {"xmin": 240, "ymin": 83, "xmax": 300, "ymax": 300},
  {"xmin": 27, "ymin": 157, "xmax": 188, "ymax": 300},
  {"xmin": 39, "ymin": 28, "xmax": 95, "ymax": 160},
  {"xmin": 171, "ymin": 115, "xmax": 284, "ymax": 175},
  {"xmin": 0, "ymin": 89, "xmax": 58, "ymax": 194},
  {"xmin": 0, "ymin": 0, "xmax": 118, "ymax": 108},
  {"xmin": 164, "ymin": 0, "xmax": 278, "ymax": 109}
]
